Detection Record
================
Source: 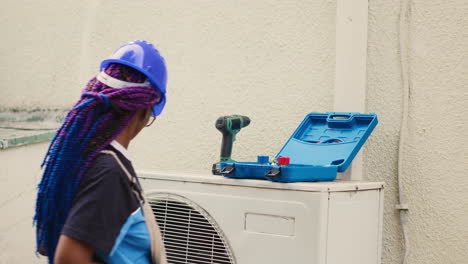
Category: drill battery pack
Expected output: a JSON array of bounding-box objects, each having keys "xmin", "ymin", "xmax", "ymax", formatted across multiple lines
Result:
[{"xmin": 220, "ymin": 112, "xmax": 378, "ymax": 182}]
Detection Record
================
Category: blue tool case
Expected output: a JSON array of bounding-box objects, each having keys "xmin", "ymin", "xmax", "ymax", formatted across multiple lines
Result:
[{"xmin": 220, "ymin": 112, "xmax": 378, "ymax": 182}]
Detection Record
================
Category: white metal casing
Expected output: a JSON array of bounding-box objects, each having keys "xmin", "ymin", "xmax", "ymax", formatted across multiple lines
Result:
[{"xmin": 139, "ymin": 172, "xmax": 384, "ymax": 264}]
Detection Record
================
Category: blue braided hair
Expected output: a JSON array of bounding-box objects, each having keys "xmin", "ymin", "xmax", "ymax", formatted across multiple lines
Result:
[{"xmin": 34, "ymin": 63, "xmax": 161, "ymax": 263}]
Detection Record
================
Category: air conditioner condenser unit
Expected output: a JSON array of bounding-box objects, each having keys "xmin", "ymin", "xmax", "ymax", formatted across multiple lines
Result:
[{"xmin": 140, "ymin": 173, "xmax": 384, "ymax": 264}]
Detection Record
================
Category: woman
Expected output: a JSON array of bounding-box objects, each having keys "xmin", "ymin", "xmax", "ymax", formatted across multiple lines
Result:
[{"xmin": 34, "ymin": 40, "xmax": 168, "ymax": 264}]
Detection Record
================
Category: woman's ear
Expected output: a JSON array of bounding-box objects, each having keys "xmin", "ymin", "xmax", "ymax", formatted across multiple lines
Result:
[
  {"xmin": 137, "ymin": 108, "xmax": 151, "ymax": 121},
  {"xmin": 144, "ymin": 107, "xmax": 152, "ymax": 120}
]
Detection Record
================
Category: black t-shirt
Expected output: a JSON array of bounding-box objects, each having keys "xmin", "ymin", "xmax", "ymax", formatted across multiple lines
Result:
[{"xmin": 62, "ymin": 145, "xmax": 141, "ymax": 254}]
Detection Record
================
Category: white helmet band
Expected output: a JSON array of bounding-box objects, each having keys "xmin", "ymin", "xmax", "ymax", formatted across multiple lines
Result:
[{"xmin": 96, "ymin": 71, "xmax": 151, "ymax": 89}]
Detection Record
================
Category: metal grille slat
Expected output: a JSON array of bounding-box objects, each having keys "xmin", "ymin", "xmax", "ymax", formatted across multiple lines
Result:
[
  {"xmin": 152, "ymin": 205, "xmax": 206, "ymax": 217},
  {"xmin": 157, "ymin": 223, "xmax": 219, "ymax": 237},
  {"xmin": 156, "ymin": 215, "xmax": 215, "ymax": 228},
  {"xmin": 153, "ymin": 210, "xmax": 210, "ymax": 223},
  {"xmin": 152, "ymin": 202, "xmax": 210, "ymax": 215},
  {"xmin": 164, "ymin": 239, "xmax": 231, "ymax": 257},
  {"xmin": 154, "ymin": 211, "xmax": 207, "ymax": 223},
  {"xmin": 148, "ymin": 194, "xmax": 235, "ymax": 264},
  {"xmin": 166, "ymin": 252, "xmax": 232, "ymax": 264},
  {"xmin": 163, "ymin": 245, "xmax": 234, "ymax": 262},
  {"xmin": 157, "ymin": 220, "xmax": 219, "ymax": 233},
  {"xmin": 155, "ymin": 211, "xmax": 212, "ymax": 222},
  {"xmin": 163, "ymin": 234, "xmax": 224, "ymax": 247},
  {"xmin": 165, "ymin": 241, "xmax": 229, "ymax": 256},
  {"xmin": 162, "ymin": 230, "xmax": 225, "ymax": 245},
  {"xmin": 163, "ymin": 234, "xmax": 222, "ymax": 246}
]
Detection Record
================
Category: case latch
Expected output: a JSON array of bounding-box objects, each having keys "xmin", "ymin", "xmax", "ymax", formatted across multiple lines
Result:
[
  {"xmin": 265, "ymin": 167, "xmax": 281, "ymax": 177},
  {"xmin": 221, "ymin": 164, "xmax": 235, "ymax": 174}
]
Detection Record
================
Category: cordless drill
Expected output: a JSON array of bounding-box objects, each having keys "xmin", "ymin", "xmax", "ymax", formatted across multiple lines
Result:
[{"xmin": 212, "ymin": 115, "xmax": 251, "ymax": 175}]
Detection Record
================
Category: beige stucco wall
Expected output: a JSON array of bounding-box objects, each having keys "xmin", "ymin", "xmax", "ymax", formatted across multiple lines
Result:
[
  {"xmin": 0, "ymin": 0, "xmax": 337, "ymax": 173},
  {"xmin": 1, "ymin": 0, "xmax": 467, "ymax": 263},
  {"xmin": 0, "ymin": 143, "xmax": 48, "ymax": 263},
  {"xmin": 366, "ymin": 0, "xmax": 468, "ymax": 263}
]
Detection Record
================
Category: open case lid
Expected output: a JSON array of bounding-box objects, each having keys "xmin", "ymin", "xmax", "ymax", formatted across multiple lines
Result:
[{"xmin": 276, "ymin": 112, "xmax": 378, "ymax": 172}]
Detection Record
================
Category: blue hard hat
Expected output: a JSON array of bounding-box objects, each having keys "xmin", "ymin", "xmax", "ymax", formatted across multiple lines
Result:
[{"xmin": 100, "ymin": 40, "xmax": 167, "ymax": 116}]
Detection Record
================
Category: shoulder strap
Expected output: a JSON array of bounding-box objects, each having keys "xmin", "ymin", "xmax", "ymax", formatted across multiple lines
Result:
[
  {"xmin": 100, "ymin": 150, "xmax": 168, "ymax": 264},
  {"xmin": 100, "ymin": 150, "xmax": 143, "ymax": 200}
]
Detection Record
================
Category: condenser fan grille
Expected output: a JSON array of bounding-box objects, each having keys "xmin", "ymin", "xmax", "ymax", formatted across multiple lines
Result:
[{"xmin": 149, "ymin": 194, "xmax": 235, "ymax": 264}]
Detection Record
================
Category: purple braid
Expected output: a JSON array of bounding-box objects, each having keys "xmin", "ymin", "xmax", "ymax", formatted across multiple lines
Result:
[{"xmin": 34, "ymin": 63, "xmax": 160, "ymax": 263}]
